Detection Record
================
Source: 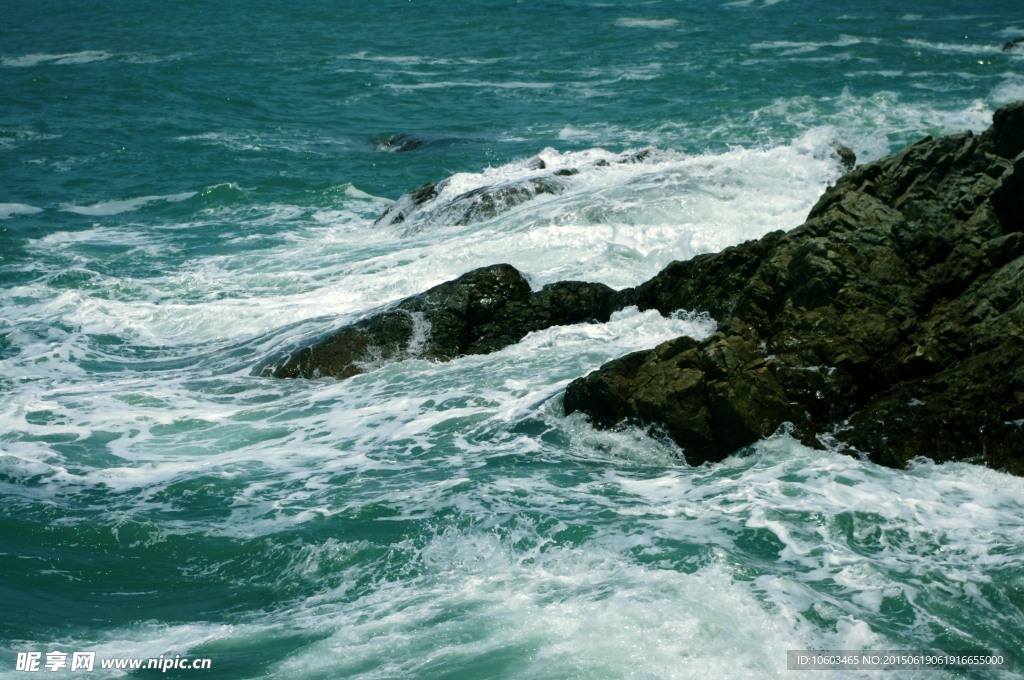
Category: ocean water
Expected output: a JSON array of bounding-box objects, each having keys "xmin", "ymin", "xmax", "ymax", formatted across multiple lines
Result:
[{"xmin": 2, "ymin": 1, "xmax": 1023, "ymax": 677}]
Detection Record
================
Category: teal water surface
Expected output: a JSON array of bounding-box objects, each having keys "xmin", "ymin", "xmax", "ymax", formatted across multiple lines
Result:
[{"xmin": 2, "ymin": 1, "xmax": 1023, "ymax": 678}]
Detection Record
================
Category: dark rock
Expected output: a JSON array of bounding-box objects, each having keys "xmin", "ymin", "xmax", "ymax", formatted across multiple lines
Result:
[
  {"xmin": 563, "ymin": 321, "xmax": 805, "ymax": 465},
  {"xmin": 268, "ymin": 264, "xmax": 616, "ymax": 379},
  {"xmin": 269, "ymin": 101, "xmax": 1024, "ymax": 475},
  {"xmin": 618, "ymin": 147, "xmax": 655, "ymax": 164},
  {"xmin": 566, "ymin": 100, "xmax": 1024, "ymax": 475},
  {"xmin": 375, "ymin": 149, "xmax": 634, "ymax": 233},
  {"xmin": 373, "ymin": 182, "xmax": 441, "ymax": 229},
  {"xmin": 378, "ymin": 133, "xmax": 428, "ymax": 152},
  {"xmin": 374, "ymin": 175, "xmax": 570, "ymax": 233},
  {"xmin": 833, "ymin": 143, "xmax": 857, "ymax": 172},
  {"xmin": 990, "ymin": 100, "xmax": 1024, "ymax": 162},
  {"xmin": 1002, "ymin": 37, "xmax": 1024, "ymax": 51},
  {"xmin": 619, "ymin": 231, "xmax": 787, "ymax": 320}
]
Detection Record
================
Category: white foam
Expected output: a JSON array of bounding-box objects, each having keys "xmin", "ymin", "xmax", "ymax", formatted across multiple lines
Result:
[
  {"xmin": 4, "ymin": 15, "xmax": 1024, "ymax": 676},
  {"xmin": 283, "ymin": 541, "xmax": 808, "ymax": 678},
  {"xmin": 904, "ymin": 38, "xmax": 1002, "ymax": 55},
  {"xmin": 844, "ymin": 69, "xmax": 904, "ymax": 79},
  {"xmin": 751, "ymin": 36, "xmax": 868, "ymax": 54},
  {"xmin": 0, "ymin": 452, "xmax": 64, "ymax": 480},
  {"xmin": 383, "ymin": 81, "xmax": 556, "ymax": 91},
  {"xmin": 123, "ymin": 53, "xmax": 187, "ymax": 65},
  {"xmin": 173, "ymin": 131, "xmax": 350, "ymax": 156},
  {"xmin": 1, "ymin": 51, "xmax": 111, "ymax": 67},
  {"xmin": 992, "ymin": 77, "xmax": 1024, "ymax": 104},
  {"xmin": 735, "ymin": 90, "xmax": 997, "ymax": 163},
  {"xmin": 614, "ymin": 18, "xmax": 680, "ymax": 29},
  {"xmin": 0, "ymin": 128, "xmax": 61, "ymax": 151},
  {"xmin": 373, "ymin": 138, "xmax": 843, "ymax": 289},
  {"xmin": 0, "ymin": 301, "xmax": 714, "ymax": 513},
  {"xmin": 0, "ymin": 202, "xmax": 43, "ymax": 219},
  {"xmin": 174, "ymin": 132, "xmax": 265, "ymax": 152},
  {"xmin": 179, "ymin": 428, "xmax": 1022, "ymax": 678},
  {"xmin": 724, "ymin": 0, "xmax": 785, "ymax": 6},
  {"xmin": 343, "ymin": 51, "xmax": 501, "ymax": 66},
  {"xmin": 0, "ymin": 133, "xmax": 845, "ymax": 359},
  {"xmin": 5, "ymin": 240, "xmax": 1022, "ymax": 677},
  {"xmin": 60, "ymin": 192, "xmax": 196, "ymax": 216}
]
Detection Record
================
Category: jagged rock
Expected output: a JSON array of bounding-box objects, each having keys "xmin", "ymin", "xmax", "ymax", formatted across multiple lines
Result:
[
  {"xmin": 833, "ymin": 143, "xmax": 857, "ymax": 171},
  {"xmin": 268, "ymin": 102, "xmax": 1024, "ymax": 475},
  {"xmin": 374, "ymin": 175, "xmax": 569, "ymax": 233},
  {"xmin": 372, "ymin": 181, "xmax": 442, "ymax": 230},
  {"xmin": 566, "ymin": 100, "xmax": 1024, "ymax": 475},
  {"xmin": 595, "ymin": 147, "xmax": 657, "ymax": 167},
  {"xmin": 373, "ymin": 147, "xmax": 657, "ymax": 233},
  {"xmin": 268, "ymin": 264, "xmax": 617, "ymax": 379},
  {"xmin": 619, "ymin": 147, "xmax": 655, "ymax": 164},
  {"xmin": 372, "ymin": 148, "xmax": 659, "ymax": 233}
]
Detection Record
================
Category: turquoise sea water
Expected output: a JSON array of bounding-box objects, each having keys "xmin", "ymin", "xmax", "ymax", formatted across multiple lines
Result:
[{"xmin": 2, "ymin": 1, "xmax": 1024, "ymax": 677}]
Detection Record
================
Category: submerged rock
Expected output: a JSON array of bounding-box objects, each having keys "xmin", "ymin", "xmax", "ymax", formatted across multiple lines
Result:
[
  {"xmin": 373, "ymin": 175, "xmax": 569, "ymax": 233},
  {"xmin": 373, "ymin": 147, "xmax": 658, "ymax": 233},
  {"xmin": 267, "ymin": 264, "xmax": 617, "ymax": 379},
  {"xmin": 372, "ymin": 181, "xmax": 442, "ymax": 229},
  {"xmin": 566, "ymin": 100, "xmax": 1024, "ymax": 474},
  {"xmin": 377, "ymin": 133, "xmax": 428, "ymax": 152},
  {"xmin": 1002, "ymin": 37, "xmax": 1024, "ymax": 51}
]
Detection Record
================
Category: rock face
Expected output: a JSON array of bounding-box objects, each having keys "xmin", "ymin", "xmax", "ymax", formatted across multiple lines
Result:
[
  {"xmin": 269, "ymin": 102, "xmax": 1024, "ymax": 475},
  {"xmin": 565, "ymin": 101, "xmax": 1024, "ymax": 474},
  {"xmin": 267, "ymin": 264, "xmax": 617, "ymax": 379}
]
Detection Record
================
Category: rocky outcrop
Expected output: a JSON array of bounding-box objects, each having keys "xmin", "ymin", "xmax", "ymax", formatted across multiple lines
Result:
[
  {"xmin": 267, "ymin": 264, "xmax": 617, "ymax": 379},
  {"xmin": 373, "ymin": 147, "xmax": 656, "ymax": 234},
  {"xmin": 269, "ymin": 102, "xmax": 1024, "ymax": 475},
  {"xmin": 373, "ymin": 176, "xmax": 569, "ymax": 234},
  {"xmin": 565, "ymin": 101, "xmax": 1024, "ymax": 474}
]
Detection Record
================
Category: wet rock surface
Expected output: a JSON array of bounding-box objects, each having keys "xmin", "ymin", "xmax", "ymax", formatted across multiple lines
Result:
[
  {"xmin": 566, "ymin": 101, "xmax": 1024, "ymax": 474},
  {"xmin": 373, "ymin": 176, "xmax": 569, "ymax": 234},
  {"xmin": 377, "ymin": 133, "xmax": 428, "ymax": 152},
  {"xmin": 267, "ymin": 264, "xmax": 616, "ymax": 379},
  {"xmin": 373, "ymin": 147, "xmax": 657, "ymax": 234},
  {"xmin": 270, "ymin": 102, "xmax": 1024, "ymax": 474}
]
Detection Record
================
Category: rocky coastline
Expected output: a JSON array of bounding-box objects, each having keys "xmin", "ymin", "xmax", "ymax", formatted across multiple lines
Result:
[{"xmin": 265, "ymin": 101, "xmax": 1024, "ymax": 476}]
